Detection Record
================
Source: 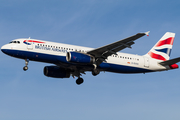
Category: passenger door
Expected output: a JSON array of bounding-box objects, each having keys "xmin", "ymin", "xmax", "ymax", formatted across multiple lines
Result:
[
  {"xmin": 144, "ymin": 57, "xmax": 149, "ymax": 68},
  {"xmin": 27, "ymin": 40, "xmax": 33, "ymax": 50}
]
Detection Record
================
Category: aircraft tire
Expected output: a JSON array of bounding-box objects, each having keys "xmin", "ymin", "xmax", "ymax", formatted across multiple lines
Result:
[
  {"xmin": 92, "ymin": 69, "xmax": 100, "ymax": 76},
  {"xmin": 23, "ymin": 66, "xmax": 28, "ymax": 71},
  {"xmin": 76, "ymin": 78, "xmax": 84, "ymax": 85}
]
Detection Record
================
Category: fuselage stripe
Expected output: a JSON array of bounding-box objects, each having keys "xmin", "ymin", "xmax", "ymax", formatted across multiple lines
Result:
[{"xmin": 23, "ymin": 40, "xmax": 45, "ymax": 43}]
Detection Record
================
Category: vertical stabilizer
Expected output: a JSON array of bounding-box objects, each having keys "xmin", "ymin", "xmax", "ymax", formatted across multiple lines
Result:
[{"xmin": 144, "ymin": 32, "xmax": 175, "ymax": 61}]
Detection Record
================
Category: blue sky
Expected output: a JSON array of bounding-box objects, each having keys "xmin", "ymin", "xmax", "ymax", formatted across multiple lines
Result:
[{"xmin": 1, "ymin": 0, "xmax": 180, "ymax": 120}]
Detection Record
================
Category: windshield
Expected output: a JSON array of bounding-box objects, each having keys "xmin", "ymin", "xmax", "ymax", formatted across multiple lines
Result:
[{"xmin": 9, "ymin": 41, "xmax": 20, "ymax": 44}]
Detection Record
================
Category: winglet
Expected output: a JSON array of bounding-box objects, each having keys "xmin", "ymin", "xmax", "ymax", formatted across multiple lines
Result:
[{"xmin": 145, "ymin": 31, "xmax": 150, "ymax": 36}]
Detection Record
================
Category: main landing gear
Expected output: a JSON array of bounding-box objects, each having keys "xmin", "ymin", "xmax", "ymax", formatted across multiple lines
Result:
[
  {"xmin": 76, "ymin": 77, "xmax": 84, "ymax": 85},
  {"xmin": 92, "ymin": 64, "xmax": 100, "ymax": 76},
  {"xmin": 23, "ymin": 59, "xmax": 29, "ymax": 71},
  {"xmin": 92, "ymin": 69, "xmax": 100, "ymax": 76}
]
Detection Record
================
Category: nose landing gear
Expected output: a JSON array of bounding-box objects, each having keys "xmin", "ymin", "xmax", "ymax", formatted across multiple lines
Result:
[
  {"xmin": 23, "ymin": 59, "xmax": 29, "ymax": 71},
  {"xmin": 23, "ymin": 66, "xmax": 28, "ymax": 71}
]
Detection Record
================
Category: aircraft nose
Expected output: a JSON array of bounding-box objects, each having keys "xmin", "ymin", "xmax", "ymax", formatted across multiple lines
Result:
[{"xmin": 1, "ymin": 45, "xmax": 8, "ymax": 54}]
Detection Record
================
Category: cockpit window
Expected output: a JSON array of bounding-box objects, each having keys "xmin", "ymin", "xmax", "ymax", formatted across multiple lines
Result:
[{"xmin": 9, "ymin": 41, "xmax": 20, "ymax": 44}]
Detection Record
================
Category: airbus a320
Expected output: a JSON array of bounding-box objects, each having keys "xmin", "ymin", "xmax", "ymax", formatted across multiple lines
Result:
[{"xmin": 2, "ymin": 31, "xmax": 180, "ymax": 85}]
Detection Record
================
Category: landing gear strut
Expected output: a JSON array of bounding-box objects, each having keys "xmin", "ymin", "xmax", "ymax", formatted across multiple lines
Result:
[
  {"xmin": 92, "ymin": 64, "xmax": 100, "ymax": 76},
  {"xmin": 23, "ymin": 59, "xmax": 29, "ymax": 71},
  {"xmin": 76, "ymin": 77, "xmax": 84, "ymax": 85}
]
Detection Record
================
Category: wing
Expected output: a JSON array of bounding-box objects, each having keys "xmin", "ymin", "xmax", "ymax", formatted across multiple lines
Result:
[{"xmin": 87, "ymin": 31, "xmax": 150, "ymax": 65}]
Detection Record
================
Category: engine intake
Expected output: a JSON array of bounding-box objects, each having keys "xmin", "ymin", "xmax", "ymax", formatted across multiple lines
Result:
[
  {"xmin": 66, "ymin": 52, "xmax": 95, "ymax": 64},
  {"xmin": 44, "ymin": 66, "xmax": 70, "ymax": 78}
]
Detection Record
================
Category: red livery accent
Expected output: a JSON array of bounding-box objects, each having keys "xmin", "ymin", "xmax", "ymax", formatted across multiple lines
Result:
[
  {"xmin": 155, "ymin": 37, "xmax": 174, "ymax": 47},
  {"xmin": 148, "ymin": 52, "xmax": 166, "ymax": 61},
  {"xmin": 169, "ymin": 64, "xmax": 179, "ymax": 69},
  {"xmin": 24, "ymin": 40, "xmax": 45, "ymax": 43}
]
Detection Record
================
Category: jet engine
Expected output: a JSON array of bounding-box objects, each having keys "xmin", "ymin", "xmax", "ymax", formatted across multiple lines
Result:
[
  {"xmin": 66, "ymin": 52, "xmax": 95, "ymax": 64},
  {"xmin": 44, "ymin": 66, "xmax": 70, "ymax": 78}
]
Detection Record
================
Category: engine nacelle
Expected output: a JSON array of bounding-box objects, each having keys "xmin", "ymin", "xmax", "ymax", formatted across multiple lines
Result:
[
  {"xmin": 66, "ymin": 52, "xmax": 95, "ymax": 64},
  {"xmin": 44, "ymin": 66, "xmax": 70, "ymax": 78}
]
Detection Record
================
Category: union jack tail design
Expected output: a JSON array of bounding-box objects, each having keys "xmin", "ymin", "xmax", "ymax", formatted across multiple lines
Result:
[{"xmin": 145, "ymin": 32, "xmax": 175, "ymax": 61}]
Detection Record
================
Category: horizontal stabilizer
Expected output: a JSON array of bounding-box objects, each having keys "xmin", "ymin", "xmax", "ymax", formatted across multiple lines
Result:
[{"xmin": 159, "ymin": 57, "xmax": 180, "ymax": 66}]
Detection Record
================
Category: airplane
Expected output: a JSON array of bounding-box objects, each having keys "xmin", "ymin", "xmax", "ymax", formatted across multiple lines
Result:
[{"xmin": 1, "ymin": 31, "xmax": 180, "ymax": 85}]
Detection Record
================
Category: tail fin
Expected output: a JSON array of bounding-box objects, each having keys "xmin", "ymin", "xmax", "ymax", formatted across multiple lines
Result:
[{"xmin": 144, "ymin": 32, "xmax": 175, "ymax": 61}]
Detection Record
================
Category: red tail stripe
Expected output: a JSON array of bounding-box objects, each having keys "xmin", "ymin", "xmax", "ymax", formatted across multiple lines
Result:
[
  {"xmin": 148, "ymin": 52, "xmax": 166, "ymax": 61},
  {"xmin": 155, "ymin": 37, "xmax": 174, "ymax": 47}
]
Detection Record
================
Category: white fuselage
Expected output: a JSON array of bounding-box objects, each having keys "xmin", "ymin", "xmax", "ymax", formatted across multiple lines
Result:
[{"xmin": 1, "ymin": 38, "xmax": 171, "ymax": 74}]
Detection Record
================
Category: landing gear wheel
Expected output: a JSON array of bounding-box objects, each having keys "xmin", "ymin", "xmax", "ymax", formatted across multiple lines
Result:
[
  {"xmin": 92, "ymin": 69, "xmax": 100, "ymax": 76},
  {"xmin": 23, "ymin": 66, "xmax": 28, "ymax": 71},
  {"xmin": 23, "ymin": 59, "xmax": 29, "ymax": 71},
  {"xmin": 76, "ymin": 78, "xmax": 84, "ymax": 85}
]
